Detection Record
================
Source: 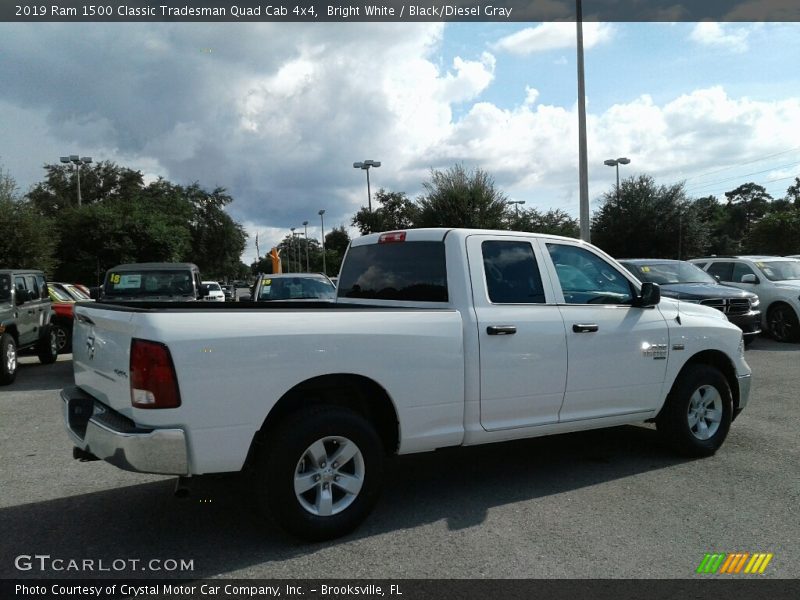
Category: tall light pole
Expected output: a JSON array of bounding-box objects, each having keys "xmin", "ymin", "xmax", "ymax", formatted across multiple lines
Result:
[
  {"xmin": 294, "ymin": 230, "xmax": 305, "ymax": 272},
  {"xmin": 289, "ymin": 227, "xmax": 296, "ymax": 272},
  {"xmin": 302, "ymin": 221, "xmax": 310, "ymax": 271},
  {"xmin": 576, "ymin": 0, "xmax": 590, "ymax": 242},
  {"xmin": 353, "ymin": 160, "xmax": 381, "ymax": 212},
  {"xmin": 319, "ymin": 210, "xmax": 326, "ymax": 276},
  {"xmin": 604, "ymin": 157, "xmax": 631, "ymax": 203},
  {"xmin": 508, "ymin": 200, "xmax": 525, "ymax": 217},
  {"xmin": 59, "ymin": 155, "xmax": 92, "ymax": 208}
]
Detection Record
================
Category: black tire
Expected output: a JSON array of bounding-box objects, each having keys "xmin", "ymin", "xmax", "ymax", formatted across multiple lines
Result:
[
  {"xmin": 253, "ymin": 406, "xmax": 385, "ymax": 541},
  {"xmin": 767, "ymin": 303, "xmax": 800, "ymax": 343},
  {"xmin": 0, "ymin": 333, "xmax": 17, "ymax": 386},
  {"xmin": 656, "ymin": 364, "xmax": 733, "ymax": 457},
  {"xmin": 36, "ymin": 325, "xmax": 59, "ymax": 364},
  {"xmin": 52, "ymin": 322, "xmax": 72, "ymax": 354}
]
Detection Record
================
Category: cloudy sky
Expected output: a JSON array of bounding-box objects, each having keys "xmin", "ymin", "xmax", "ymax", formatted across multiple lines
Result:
[{"xmin": 2, "ymin": 21, "xmax": 800, "ymax": 261}]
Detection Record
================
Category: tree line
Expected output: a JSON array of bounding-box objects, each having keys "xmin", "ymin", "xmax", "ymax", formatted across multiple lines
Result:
[{"xmin": 3, "ymin": 159, "xmax": 799, "ymax": 285}]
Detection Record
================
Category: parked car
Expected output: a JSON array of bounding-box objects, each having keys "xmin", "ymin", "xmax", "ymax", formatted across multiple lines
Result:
[
  {"xmin": 48, "ymin": 285, "xmax": 76, "ymax": 353},
  {"xmin": 247, "ymin": 273, "xmax": 336, "ymax": 302},
  {"xmin": 62, "ymin": 229, "xmax": 751, "ymax": 540},
  {"xmin": 690, "ymin": 256, "xmax": 800, "ymax": 342},
  {"xmin": 202, "ymin": 281, "xmax": 225, "ymax": 302},
  {"xmin": 619, "ymin": 259, "xmax": 761, "ymax": 346},
  {"xmin": 51, "ymin": 282, "xmax": 91, "ymax": 302},
  {"xmin": 94, "ymin": 263, "xmax": 209, "ymax": 302},
  {"xmin": 0, "ymin": 269, "xmax": 59, "ymax": 385}
]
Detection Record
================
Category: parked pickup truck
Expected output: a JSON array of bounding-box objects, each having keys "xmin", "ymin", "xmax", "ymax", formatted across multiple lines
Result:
[{"xmin": 62, "ymin": 229, "xmax": 752, "ymax": 540}]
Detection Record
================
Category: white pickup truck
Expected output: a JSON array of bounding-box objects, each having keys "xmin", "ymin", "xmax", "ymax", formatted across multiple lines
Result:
[{"xmin": 63, "ymin": 229, "xmax": 751, "ymax": 540}]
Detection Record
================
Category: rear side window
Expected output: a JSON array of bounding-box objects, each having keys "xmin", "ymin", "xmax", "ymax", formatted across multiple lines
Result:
[
  {"xmin": 338, "ymin": 241, "xmax": 448, "ymax": 302},
  {"xmin": 482, "ymin": 241, "xmax": 545, "ymax": 304},
  {"xmin": 104, "ymin": 270, "xmax": 194, "ymax": 297}
]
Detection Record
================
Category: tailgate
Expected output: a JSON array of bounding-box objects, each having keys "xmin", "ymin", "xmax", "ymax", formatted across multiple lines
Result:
[{"xmin": 72, "ymin": 303, "xmax": 138, "ymax": 417}]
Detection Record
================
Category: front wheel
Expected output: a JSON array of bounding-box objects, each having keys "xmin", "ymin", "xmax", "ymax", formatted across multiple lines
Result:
[
  {"xmin": 767, "ymin": 304, "xmax": 800, "ymax": 343},
  {"xmin": 0, "ymin": 333, "xmax": 17, "ymax": 385},
  {"xmin": 253, "ymin": 406, "xmax": 385, "ymax": 541},
  {"xmin": 36, "ymin": 325, "xmax": 59, "ymax": 364},
  {"xmin": 656, "ymin": 364, "xmax": 733, "ymax": 457}
]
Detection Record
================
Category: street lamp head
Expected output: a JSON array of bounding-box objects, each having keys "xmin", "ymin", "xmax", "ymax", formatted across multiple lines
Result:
[
  {"xmin": 318, "ymin": 209, "xmax": 325, "ymax": 216},
  {"xmin": 81, "ymin": 157, "xmax": 93, "ymax": 164},
  {"xmin": 290, "ymin": 227, "xmax": 296, "ymax": 233},
  {"xmin": 302, "ymin": 221, "xmax": 308, "ymax": 226},
  {"xmin": 60, "ymin": 157, "xmax": 70, "ymax": 163},
  {"xmin": 604, "ymin": 159, "xmax": 618, "ymax": 167},
  {"xmin": 353, "ymin": 162, "xmax": 363, "ymax": 169},
  {"xmin": 617, "ymin": 157, "xmax": 630, "ymax": 165},
  {"xmin": 69, "ymin": 154, "xmax": 79, "ymax": 162}
]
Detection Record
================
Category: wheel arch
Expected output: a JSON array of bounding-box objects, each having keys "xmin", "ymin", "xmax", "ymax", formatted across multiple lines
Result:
[
  {"xmin": 667, "ymin": 350, "xmax": 740, "ymax": 413},
  {"xmin": 0, "ymin": 324, "xmax": 19, "ymax": 344},
  {"xmin": 247, "ymin": 373, "xmax": 400, "ymax": 467}
]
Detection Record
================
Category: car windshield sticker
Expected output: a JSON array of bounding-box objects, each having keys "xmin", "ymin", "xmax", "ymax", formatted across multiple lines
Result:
[
  {"xmin": 116, "ymin": 274, "xmax": 142, "ymax": 289},
  {"xmin": 641, "ymin": 266, "xmax": 650, "ymax": 272}
]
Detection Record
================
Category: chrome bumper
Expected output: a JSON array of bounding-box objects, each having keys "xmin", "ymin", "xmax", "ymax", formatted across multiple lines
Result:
[
  {"xmin": 736, "ymin": 373, "xmax": 752, "ymax": 412},
  {"xmin": 61, "ymin": 385, "xmax": 188, "ymax": 475}
]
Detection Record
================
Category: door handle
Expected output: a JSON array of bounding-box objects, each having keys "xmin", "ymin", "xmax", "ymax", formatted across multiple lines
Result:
[
  {"xmin": 572, "ymin": 323, "xmax": 599, "ymax": 333},
  {"xmin": 487, "ymin": 325, "xmax": 516, "ymax": 335}
]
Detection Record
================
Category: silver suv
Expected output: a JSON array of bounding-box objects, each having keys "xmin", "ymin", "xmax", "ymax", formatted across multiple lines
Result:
[{"xmin": 689, "ymin": 256, "xmax": 800, "ymax": 343}]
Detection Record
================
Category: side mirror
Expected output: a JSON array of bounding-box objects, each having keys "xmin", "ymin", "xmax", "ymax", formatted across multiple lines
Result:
[
  {"xmin": 741, "ymin": 274, "xmax": 758, "ymax": 284},
  {"xmin": 634, "ymin": 281, "xmax": 660, "ymax": 308},
  {"xmin": 199, "ymin": 284, "xmax": 210, "ymax": 298},
  {"xmin": 89, "ymin": 287, "xmax": 102, "ymax": 300},
  {"xmin": 714, "ymin": 275, "xmax": 721, "ymax": 283}
]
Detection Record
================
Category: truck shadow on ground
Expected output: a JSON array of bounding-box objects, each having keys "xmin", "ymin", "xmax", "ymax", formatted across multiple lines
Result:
[
  {"xmin": 6, "ymin": 356, "xmax": 74, "ymax": 392},
  {"xmin": 1, "ymin": 425, "xmax": 691, "ymax": 579}
]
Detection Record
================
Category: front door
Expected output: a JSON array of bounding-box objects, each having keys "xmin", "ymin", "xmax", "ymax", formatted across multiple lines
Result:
[{"xmin": 540, "ymin": 241, "xmax": 669, "ymax": 422}]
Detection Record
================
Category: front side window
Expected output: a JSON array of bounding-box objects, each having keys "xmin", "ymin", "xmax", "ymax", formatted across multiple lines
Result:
[
  {"xmin": 732, "ymin": 262, "xmax": 756, "ymax": 283},
  {"xmin": 547, "ymin": 244, "xmax": 633, "ymax": 305},
  {"xmin": 706, "ymin": 262, "xmax": 734, "ymax": 282},
  {"xmin": 756, "ymin": 260, "xmax": 800, "ymax": 281},
  {"xmin": 482, "ymin": 240, "xmax": 545, "ymax": 304}
]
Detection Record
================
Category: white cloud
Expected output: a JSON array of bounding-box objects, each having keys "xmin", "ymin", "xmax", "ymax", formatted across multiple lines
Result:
[
  {"xmin": 492, "ymin": 22, "xmax": 614, "ymax": 55},
  {"xmin": 689, "ymin": 23, "xmax": 750, "ymax": 53}
]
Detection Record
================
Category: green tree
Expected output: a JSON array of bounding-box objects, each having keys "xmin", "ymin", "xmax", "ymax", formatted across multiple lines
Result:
[
  {"xmin": 591, "ymin": 175, "xmax": 708, "ymax": 259},
  {"xmin": 724, "ymin": 182, "xmax": 772, "ymax": 238},
  {"xmin": 352, "ymin": 189, "xmax": 418, "ymax": 235},
  {"xmin": 0, "ymin": 166, "xmax": 59, "ymax": 272},
  {"xmin": 323, "ymin": 226, "xmax": 351, "ymax": 276},
  {"xmin": 785, "ymin": 177, "xmax": 800, "ymax": 208},
  {"xmin": 508, "ymin": 207, "xmax": 579, "ymax": 238},
  {"xmin": 746, "ymin": 210, "xmax": 800, "ymax": 255},
  {"xmin": 415, "ymin": 164, "xmax": 509, "ymax": 228}
]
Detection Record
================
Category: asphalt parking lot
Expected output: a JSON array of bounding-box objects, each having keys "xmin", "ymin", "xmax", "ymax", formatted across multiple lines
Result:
[{"xmin": 1, "ymin": 337, "xmax": 797, "ymax": 580}]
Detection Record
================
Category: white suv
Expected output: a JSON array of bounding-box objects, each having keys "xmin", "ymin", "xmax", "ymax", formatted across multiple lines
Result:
[
  {"xmin": 690, "ymin": 256, "xmax": 800, "ymax": 342},
  {"xmin": 202, "ymin": 281, "xmax": 225, "ymax": 302}
]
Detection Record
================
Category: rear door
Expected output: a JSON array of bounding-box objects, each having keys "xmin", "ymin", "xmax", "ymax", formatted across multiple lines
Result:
[
  {"xmin": 467, "ymin": 235, "xmax": 568, "ymax": 430},
  {"xmin": 539, "ymin": 240, "xmax": 669, "ymax": 421}
]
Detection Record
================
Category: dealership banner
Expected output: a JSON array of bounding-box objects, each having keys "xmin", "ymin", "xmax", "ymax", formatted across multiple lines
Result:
[
  {"xmin": 4, "ymin": 0, "xmax": 800, "ymax": 22},
  {"xmin": 3, "ymin": 579, "xmax": 800, "ymax": 600}
]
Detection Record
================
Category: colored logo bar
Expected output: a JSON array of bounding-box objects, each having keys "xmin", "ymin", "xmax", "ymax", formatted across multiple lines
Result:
[{"xmin": 696, "ymin": 553, "xmax": 774, "ymax": 574}]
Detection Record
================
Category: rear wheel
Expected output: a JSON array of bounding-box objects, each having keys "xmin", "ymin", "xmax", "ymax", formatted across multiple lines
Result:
[
  {"xmin": 36, "ymin": 325, "xmax": 59, "ymax": 364},
  {"xmin": 52, "ymin": 322, "xmax": 72, "ymax": 354},
  {"xmin": 767, "ymin": 304, "xmax": 800, "ymax": 342},
  {"xmin": 657, "ymin": 364, "xmax": 733, "ymax": 457},
  {"xmin": 0, "ymin": 333, "xmax": 17, "ymax": 385},
  {"xmin": 253, "ymin": 406, "xmax": 384, "ymax": 541}
]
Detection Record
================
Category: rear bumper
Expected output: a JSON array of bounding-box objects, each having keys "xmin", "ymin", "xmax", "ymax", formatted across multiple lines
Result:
[{"xmin": 61, "ymin": 385, "xmax": 188, "ymax": 475}]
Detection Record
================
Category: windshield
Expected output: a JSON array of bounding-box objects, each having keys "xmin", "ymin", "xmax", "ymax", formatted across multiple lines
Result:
[
  {"xmin": 257, "ymin": 277, "xmax": 335, "ymax": 301},
  {"xmin": 756, "ymin": 260, "xmax": 800, "ymax": 281},
  {"xmin": 62, "ymin": 284, "xmax": 90, "ymax": 301},
  {"xmin": 103, "ymin": 269, "xmax": 196, "ymax": 298},
  {"xmin": 49, "ymin": 286, "xmax": 73, "ymax": 302},
  {"xmin": 621, "ymin": 261, "xmax": 717, "ymax": 285},
  {"xmin": 204, "ymin": 282, "xmax": 222, "ymax": 291}
]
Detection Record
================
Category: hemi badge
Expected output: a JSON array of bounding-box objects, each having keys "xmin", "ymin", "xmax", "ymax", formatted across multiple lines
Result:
[{"xmin": 672, "ymin": 344, "xmax": 685, "ymax": 351}]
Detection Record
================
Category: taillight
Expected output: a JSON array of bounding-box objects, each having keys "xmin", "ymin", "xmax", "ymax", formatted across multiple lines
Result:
[
  {"xmin": 378, "ymin": 231, "xmax": 406, "ymax": 243},
  {"xmin": 130, "ymin": 339, "xmax": 181, "ymax": 409}
]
